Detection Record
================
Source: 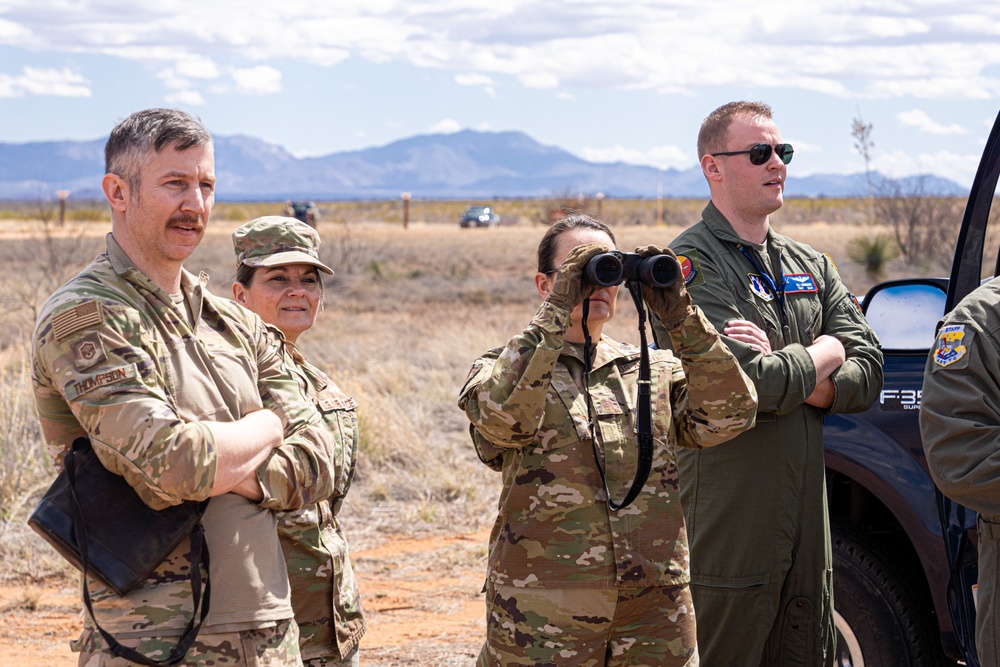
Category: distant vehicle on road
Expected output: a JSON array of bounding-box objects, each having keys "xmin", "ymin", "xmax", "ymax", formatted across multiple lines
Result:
[
  {"xmin": 459, "ymin": 205, "xmax": 499, "ymax": 228},
  {"xmin": 285, "ymin": 200, "xmax": 320, "ymax": 228}
]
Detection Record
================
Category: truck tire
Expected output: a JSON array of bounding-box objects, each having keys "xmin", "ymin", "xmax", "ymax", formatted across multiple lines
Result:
[{"xmin": 832, "ymin": 526, "xmax": 952, "ymax": 666}]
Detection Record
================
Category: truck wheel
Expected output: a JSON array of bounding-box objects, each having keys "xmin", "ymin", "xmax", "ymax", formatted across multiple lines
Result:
[{"xmin": 832, "ymin": 527, "xmax": 952, "ymax": 666}]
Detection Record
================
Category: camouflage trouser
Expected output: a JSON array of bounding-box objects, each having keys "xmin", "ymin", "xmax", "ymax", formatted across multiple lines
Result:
[
  {"xmin": 477, "ymin": 582, "xmax": 699, "ymax": 667},
  {"xmin": 303, "ymin": 647, "xmax": 359, "ymax": 667},
  {"xmin": 73, "ymin": 618, "xmax": 302, "ymax": 666}
]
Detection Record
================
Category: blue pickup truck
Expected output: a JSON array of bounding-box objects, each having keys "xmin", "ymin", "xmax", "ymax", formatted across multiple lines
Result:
[{"xmin": 825, "ymin": 112, "xmax": 1000, "ymax": 665}]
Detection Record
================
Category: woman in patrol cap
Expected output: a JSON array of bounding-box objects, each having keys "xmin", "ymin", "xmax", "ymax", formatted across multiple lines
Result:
[
  {"xmin": 232, "ymin": 216, "xmax": 365, "ymax": 667},
  {"xmin": 458, "ymin": 214, "xmax": 758, "ymax": 666}
]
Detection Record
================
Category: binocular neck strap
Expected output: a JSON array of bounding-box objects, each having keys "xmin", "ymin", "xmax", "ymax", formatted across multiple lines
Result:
[{"xmin": 581, "ymin": 283, "xmax": 654, "ymax": 512}]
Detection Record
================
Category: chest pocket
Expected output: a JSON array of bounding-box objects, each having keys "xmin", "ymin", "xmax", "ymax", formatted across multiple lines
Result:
[{"xmin": 316, "ymin": 391, "xmax": 359, "ymax": 504}]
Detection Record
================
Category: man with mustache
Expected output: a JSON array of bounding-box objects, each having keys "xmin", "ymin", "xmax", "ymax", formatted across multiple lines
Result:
[
  {"xmin": 31, "ymin": 108, "xmax": 336, "ymax": 666},
  {"xmin": 652, "ymin": 101, "xmax": 883, "ymax": 665}
]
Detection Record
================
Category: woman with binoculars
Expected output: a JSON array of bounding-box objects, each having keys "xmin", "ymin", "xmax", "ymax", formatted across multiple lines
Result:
[{"xmin": 458, "ymin": 214, "xmax": 759, "ymax": 666}]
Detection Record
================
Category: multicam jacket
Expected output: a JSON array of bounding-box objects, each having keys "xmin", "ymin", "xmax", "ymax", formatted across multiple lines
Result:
[
  {"xmin": 458, "ymin": 299, "xmax": 757, "ymax": 589},
  {"xmin": 275, "ymin": 352, "xmax": 366, "ymax": 660},
  {"xmin": 31, "ymin": 233, "xmax": 336, "ymax": 636}
]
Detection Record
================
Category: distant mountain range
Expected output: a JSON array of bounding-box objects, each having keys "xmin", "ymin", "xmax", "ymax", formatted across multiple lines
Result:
[{"xmin": 0, "ymin": 129, "xmax": 967, "ymax": 201}]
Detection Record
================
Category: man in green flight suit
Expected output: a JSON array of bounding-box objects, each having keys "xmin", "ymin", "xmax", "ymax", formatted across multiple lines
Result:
[{"xmin": 652, "ymin": 101, "xmax": 883, "ymax": 665}]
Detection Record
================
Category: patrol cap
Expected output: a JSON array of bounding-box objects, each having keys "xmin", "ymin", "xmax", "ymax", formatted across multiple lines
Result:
[{"xmin": 233, "ymin": 216, "xmax": 334, "ymax": 275}]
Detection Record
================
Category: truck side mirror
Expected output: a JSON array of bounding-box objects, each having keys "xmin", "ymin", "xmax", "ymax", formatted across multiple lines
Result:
[{"xmin": 862, "ymin": 280, "xmax": 947, "ymax": 351}]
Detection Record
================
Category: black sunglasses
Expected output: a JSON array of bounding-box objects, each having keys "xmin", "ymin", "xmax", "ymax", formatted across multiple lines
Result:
[{"xmin": 712, "ymin": 143, "xmax": 794, "ymax": 166}]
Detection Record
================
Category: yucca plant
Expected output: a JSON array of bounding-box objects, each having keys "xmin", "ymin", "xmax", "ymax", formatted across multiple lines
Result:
[{"xmin": 848, "ymin": 232, "xmax": 900, "ymax": 280}]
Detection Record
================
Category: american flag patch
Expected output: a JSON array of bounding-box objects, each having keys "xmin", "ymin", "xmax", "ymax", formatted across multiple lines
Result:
[{"xmin": 52, "ymin": 301, "xmax": 103, "ymax": 341}]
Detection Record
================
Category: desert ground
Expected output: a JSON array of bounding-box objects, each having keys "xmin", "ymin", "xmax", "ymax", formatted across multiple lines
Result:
[{"xmin": 0, "ymin": 196, "xmax": 960, "ymax": 665}]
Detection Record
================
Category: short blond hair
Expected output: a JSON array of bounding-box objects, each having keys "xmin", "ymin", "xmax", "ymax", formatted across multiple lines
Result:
[{"xmin": 697, "ymin": 101, "xmax": 773, "ymax": 159}]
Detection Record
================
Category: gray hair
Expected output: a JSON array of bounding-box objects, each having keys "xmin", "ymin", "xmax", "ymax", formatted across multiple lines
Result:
[{"xmin": 105, "ymin": 108, "xmax": 212, "ymax": 194}]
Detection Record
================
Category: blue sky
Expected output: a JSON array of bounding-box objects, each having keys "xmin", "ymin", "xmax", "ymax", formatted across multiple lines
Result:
[{"xmin": 2, "ymin": 0, "xmax": 1000, "ymax": 190}]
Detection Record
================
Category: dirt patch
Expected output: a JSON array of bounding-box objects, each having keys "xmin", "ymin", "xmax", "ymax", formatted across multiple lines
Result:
[{"xmin": 0, "ymin": 529, "xmax": 490, "ymax": 666}]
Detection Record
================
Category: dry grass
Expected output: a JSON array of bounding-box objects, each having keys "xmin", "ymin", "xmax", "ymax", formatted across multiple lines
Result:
[{"xmin": 0, "ymin": 197, "xmax": 957, "ymax": 570}]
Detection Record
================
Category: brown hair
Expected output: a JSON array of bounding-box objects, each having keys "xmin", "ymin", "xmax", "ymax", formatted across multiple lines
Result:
[
  {"xmin": 697, "ymin": 101, "xmax": 773, "ymax": 159},
  {"xmin": 536, "ymin": 214, "xmax": 615, "ymax": 273},
  {"xmin": 234, "ymin": 263, "xmax": 324, "ymax": 292}
]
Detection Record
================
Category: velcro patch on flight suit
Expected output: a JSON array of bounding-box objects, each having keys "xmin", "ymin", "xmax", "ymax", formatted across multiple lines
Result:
[
  {"xmin": 677, "ymin": 249, "xmax": 704, "ymax": 287},
  {"xmin": 931, "ymin": 324, "xmax": 971, "ymax": 370},
  {"xmin": 782, "ymin": 273, "xmax": 818, "ymax": 294},
  {"xmin": 52, "ymin": 301, "xmax": 104, "ymax": 341},
  {"xmin": 749, "ymin": 274, "xmax": 774, "ymax": 302},
  {"xmin": 69, "ymin": 333, "xmax": 107, "ymax": 371},
  {"xmin": 65, "ymin": 364, "xmax": 138, "ymax": 401}
]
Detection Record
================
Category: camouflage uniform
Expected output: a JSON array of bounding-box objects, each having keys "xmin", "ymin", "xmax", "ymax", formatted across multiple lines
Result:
[
  {"xmin": 232, "ymin": 217, "xmax": 365, "ymax": 666},
  {"xmin": 653, "ymin": 202, "xmax": 883, "ymax": 666},
  {"xmin": 275, "ymin": 354, "xmax": 366, "ymax": 666},
  {"xmin": 458, "ymin": 296, "xmax": 758, "ymax": 666},
  {"xmin": 32, "ymin": 233, "xmax": 338, "ymax": 665},
  {"xmin": 920, "ymin": 277, "xmax": 1000, "ymax": 666}
]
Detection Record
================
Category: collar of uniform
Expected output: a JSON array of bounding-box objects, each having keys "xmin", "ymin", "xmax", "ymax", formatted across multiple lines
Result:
[{"xmin": 702, "ymin": 201, "xmax": 784, "ymax": 253}]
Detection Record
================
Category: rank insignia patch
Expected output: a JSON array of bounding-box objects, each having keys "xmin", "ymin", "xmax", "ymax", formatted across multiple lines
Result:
[
  {"xmin": 749, "ymin": 274, "xmax": 774, "ymax": 302},
  {"xmin": 70, "ymin": 333, "xmax": 106, "ymax": 371},
  {"xmin": 933, "ymin": 324, "xmax": 968, "ymax": 368}
]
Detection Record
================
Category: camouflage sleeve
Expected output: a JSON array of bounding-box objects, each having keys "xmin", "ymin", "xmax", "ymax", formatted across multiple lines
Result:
[
  {"xmin": 818, "ymin": 257, "xmax": 884, "ymax": 415},
  {"xmin": 920, "ymin": 318, "xmax": 1000, "ymax": 516},
  {"xmin": 252, "ymin": 323, "xmax": 337, "ymax": 511},
  {"xmin": 457, "ymin": 300, "xmax": 571, "ymax": 448},
  {"xmin": 664, "ymin": 306, "xmax": 758, "ymax": 449},
  {"xmin": 31, "ymin": 300, "xmax": 217, "ymax": 510},
  {"xmin": 654, "ymin": 242, "xmax": 817, "ymax": 415}
]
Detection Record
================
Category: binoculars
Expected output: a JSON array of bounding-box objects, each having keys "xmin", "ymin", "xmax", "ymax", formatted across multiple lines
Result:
[{"xmin": 584, "ymin": 251, "xmax": 681, "ymax": 288}]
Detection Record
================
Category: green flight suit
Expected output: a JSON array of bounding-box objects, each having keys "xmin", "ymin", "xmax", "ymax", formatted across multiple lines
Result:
[
  {"xmin": 920, "ymin": 277, "xmax": 1000, "ymax": 666},
  {"xmin": 652, "ymin": 202, "xmax": 883, "ymax": 666}
]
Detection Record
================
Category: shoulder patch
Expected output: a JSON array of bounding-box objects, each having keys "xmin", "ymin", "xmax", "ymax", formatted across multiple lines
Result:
[
  {"xmin": 675, "ymin": 249, "xmax": 704, "ymax": 287},
  {"xmin": 69, "ymin": 333, "xmax": 107, "ymax": 371},
  {"xmin": 52, "ymin": 301, "xmax": 104, "ymax": 341},
  {"xmin": 932, "ymin": 324, "xmax": 970, "ymax": 370},
  {"xmin": 824, "ymin": 253, "xmax": 839, "ymax": 272},
  {"xmin": 65, "ymin": 364, "xmax": 138, "ymax": 401}
]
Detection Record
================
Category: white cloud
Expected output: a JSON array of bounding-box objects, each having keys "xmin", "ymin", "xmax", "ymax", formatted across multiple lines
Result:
[
  {"xmin": 430, "ymin": 118, "xmax": 462, "ymax": 133},
  {"xmin": 455, "ymin": 72, "xmax": 497, "ymax": 98},
  {"xmin": 230, "ymin": 65, "xmax": 282, "ymax": 94},
  {"xmin": 875, "ymin": 148, "xmax": 980, "ymax": 187},
  {"xmin": 0, "ymin": 66, "xmax": 90, "ymax": 97},
  {"xmin": 164, "ymin": 89, "xmax": 206, "ymax": 106},
  {"xmin": 578, "ymin": 144, "xmax": 691, "ymax": 169},
  {"xmin": 455, "ymin": 73, "xmax": 494, "ymax": 87},
  {"xmin": 785, "ymin": 139, "xmax": 822, "ymax": 154},
  {"xmin": 897, "ymin": 109, "xmax": 967, "ymax": 135},
  {"xmin": 3, "ymin": 1, "xmax": 1000, "ymax": 104}
]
